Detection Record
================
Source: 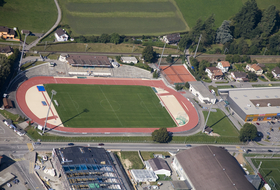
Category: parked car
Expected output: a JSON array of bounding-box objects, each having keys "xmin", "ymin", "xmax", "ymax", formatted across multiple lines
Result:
[
  {"xmin": 7, "ymin": 183, "xmax": 11, "ymax": 187},
  {"xmin": 3, "ymin": 120, "xmax": 9, "ymax": 126},
  {"xmin": 256, "ymin": 122, "xmax": 260, "ymax": 125},
  {"xmin": 98, "ymin": 143, "xmax": 104, "ymax": 146},
  {"xmin": 267, "ymin": 121, "xmax": 271, "ymax": 125},
  {"xmin": 68, "ymin": 143, "xmax": 74, "ymax": 146},
  {"xmin": 271, "ymin": 121, "xmax": 275, "ymax": 124},
  {"xmin": 186, "ymin": 144, "xmax": 192, "ymax": 147},
  {"xmin": 33, "ymin": 142, "xmax": 41, "ymax": 145}
]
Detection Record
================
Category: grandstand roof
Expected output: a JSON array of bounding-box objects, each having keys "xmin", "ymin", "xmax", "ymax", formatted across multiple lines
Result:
[
  {"xmin": 175, "ymin": 145, "xmax": 255, "ymax": 190},
  {"xmin": 67, "ymin": 54, "xmax": 111, "ymax": 67}
]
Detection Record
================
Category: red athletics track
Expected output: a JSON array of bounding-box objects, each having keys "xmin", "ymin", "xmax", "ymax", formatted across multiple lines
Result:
[{"xmin": 16, "ymin": 76, "xmax": 198, "ymax": 133}]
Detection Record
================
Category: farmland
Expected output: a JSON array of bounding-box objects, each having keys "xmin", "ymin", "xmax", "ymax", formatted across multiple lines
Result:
[
  {"xmin": 58, "ymin": 0, "xmax": 188, "ymax": 36},
  {"xmin": 44, "ymin": 84, "xmax": 176, "ymax": 128},
  {"xmin": 0, "ymin": 0, "xmax": 57, "ymax": 33}
]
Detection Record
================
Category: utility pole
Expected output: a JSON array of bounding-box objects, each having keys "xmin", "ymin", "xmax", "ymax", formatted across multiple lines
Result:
[
  {"xmin": 18, "ymin": 33, "xmax": 29, "ymax": 71},
  {"xmin": 193, "ymin": 34, "xmax": 202, "ymax": 58},
  {"xmin": 157, "ymin": 41, "xmax": 167, "ymax": 72},
  {"xmin": 263, "ymin": 47, "xmax": 267, "ymax": 56},
  {"xmin": 224, "ymin": 48, "xmax": 228, "ymax": 54}
]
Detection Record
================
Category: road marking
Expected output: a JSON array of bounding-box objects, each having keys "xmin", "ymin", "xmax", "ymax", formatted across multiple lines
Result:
[
  {"xmin": 238, "ymin": 149, "xmax": 243, "ymax": 153},
  {"xmin": 236, "ymin": 146, "xmax": 240, "ymax": 149},
  {"xmin": 13, "ymin": 157, "xmax": 26, "ymax": 162},
  {"xmin": 27, "ymin": 143, "xmax": 34, "ymax": 151}
]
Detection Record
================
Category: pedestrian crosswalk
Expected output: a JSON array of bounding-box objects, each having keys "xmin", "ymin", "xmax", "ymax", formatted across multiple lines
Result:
[
  {"xmin": 27, "ymin": 143, "xmax": 34, "ymax": 151},
  {"xmin": 236, "ymin": 146, "xmax": 244, "ymax": 153}
]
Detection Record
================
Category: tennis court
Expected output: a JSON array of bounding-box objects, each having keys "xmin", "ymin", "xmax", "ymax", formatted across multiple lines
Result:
[{"xmin": 161, "ymin": 65, "xmax": 196, "ymax": 84}]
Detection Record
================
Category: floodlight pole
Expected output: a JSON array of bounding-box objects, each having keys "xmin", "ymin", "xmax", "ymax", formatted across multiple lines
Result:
[
  {"xmin": 157, "ymin": 41, "xmax": 167, "ymax": 72},
  {"xmin": 203, "ymin": 92, "xmax": 216, "ymax": 133},
  {"xmin": 42, "ymin": 90, "xmax": 57, "ymax": 134},
  {"xmin": 193, "ymin": 34, "xmax": 202, "ymax": 58},
  {"xmin": 18, "ymin": 33, "xmax": 29, "ymax": 71},
  {"xmin": 255, "ymin": 161, "xmax": 262, "ymax": 178}
]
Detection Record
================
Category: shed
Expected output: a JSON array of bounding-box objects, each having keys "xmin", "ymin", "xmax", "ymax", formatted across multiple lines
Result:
[{"xmin": 3, "ymin": 98, "xmax": 13, "ymax": 109}]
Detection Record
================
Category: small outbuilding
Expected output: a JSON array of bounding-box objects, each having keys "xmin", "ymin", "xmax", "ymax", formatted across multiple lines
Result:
[
  {"xmin": 130, "ymin": 169, "xmax": 158, "ymax": 182},
  {"xmin": 121, "ymin": 57, "xmax": 138, "ymax": 64},
  {"xmin": 144, "ymin": 158, "xmax": 171, "ymax": 176},
  {"xmin": 189, "ymin": 81, "xmax": 216, "ymax": 104},
  {"xmin": 3, "ymin": 98, "xmax": 13, "ymax": 109}
]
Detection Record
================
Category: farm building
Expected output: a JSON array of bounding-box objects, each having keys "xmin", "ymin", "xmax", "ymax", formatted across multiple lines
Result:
[
  {"xmin": 64, "ymin": 54, "xmax": 111, "ymax": 68},
  {"xmin": 0, "ymin": 46, "xmax": 13, "ymax": 57},
  {"xmin": 3, "ymin": 98, "xmax": 13, "ymax": 109},
  {"xmin": 171, "ymin": 145, "xmax": 255, "ymax": 190},
  {"xmin": 162, "ymin": 33, "xmax": 181, "ymax": 44},
  {"xmin": 52, "ymin": 146, "xmax": 128, "ymax": 190},
  {"xmin": 120, "ymin": 57, "xmax": 138, "ymax": 64},
  {"xmin": 220, "ymin": 88, "xmax": 280, "ymax": 122},
  {"xmin": 189, "ymin": 81, "xmax": 216, "ymax": 104},
  {"xmin": 144, "ymin": 158, "xmax": 171, "ymax": 176},
  {"xmin": 130, "ymin": 170, "xmax": 158, "ymax": 182},
  {"xmin": 55, "ymin": 28, "xmax": 68, "ymax": 42}
]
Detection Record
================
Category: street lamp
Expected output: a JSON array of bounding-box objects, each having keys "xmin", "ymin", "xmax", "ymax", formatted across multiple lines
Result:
[
  {"xmin": 42, "ymin": 90, "xmax": 57, "ymax": 134},
  {"xmin": 18, "ymin": 33, "xmax": 29, "ymax": 71}
]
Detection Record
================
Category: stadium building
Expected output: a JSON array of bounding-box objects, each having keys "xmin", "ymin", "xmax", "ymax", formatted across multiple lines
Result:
[
  {"xmin": 172, "ymin": 145, "xmax": 255, "ymax": 190},
  {"xmin": 221, "ymin": 88, "xmax": 280, "ymax": 122},
  {"xmin": 52, "ymin": 146, "xmax": 130, "ymax": 190}
]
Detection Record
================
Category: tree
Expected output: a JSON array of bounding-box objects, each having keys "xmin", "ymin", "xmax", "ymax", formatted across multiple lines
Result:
[
  {"xmin": 152, "ymin": 128, "xmax": 170, "ymax": 143},
  {"xmin": 248, "ymin": 71, "xmax": 257, "ymax": 81},
  {"xmin": 178, "ymin": 34, "xmax": 192, "ymax": 51},
  {"xmin": 142, "ymin": 45, "xmax": 155, "ymax": 63},
  {"xmin": 239, "ymin": 123, "xmax": 257, "ymax": 142},
  {"xmin": 216, "ymin": 20, "xmax": 233, "ymax": 44},
  {"xmin": 185, "ymin": 82, "xmax": 190, "ymax": 88},
  {"xmin": 166, "ymin": 54, "xmax": 173, "ymax": 63},
  {"xmin": 175, "ymin": 84, "xmax": 183, "ymax": 91},
  {"xmin": 99, "ymin": 33, "xmax": 110, "ymax": 43},
  {"xmin": 258, "ymin": 5, "xmax": 277, "ymax": 36},
  {"xmin": 110, "ymin": 33, "xmax": 121, "ymax": 44},
  {"xmin": 153, "ymin": 70, "xmax": 159, "ymax": 78},
  {"xmin": 79, "ymin": 35, "xmax": 87, "ymax": 43}
]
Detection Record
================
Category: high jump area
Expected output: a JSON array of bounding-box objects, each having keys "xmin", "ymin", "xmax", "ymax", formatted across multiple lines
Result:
[{"xmin": 16, "ymin": 76, "xmax": 198, "ymax": 133}]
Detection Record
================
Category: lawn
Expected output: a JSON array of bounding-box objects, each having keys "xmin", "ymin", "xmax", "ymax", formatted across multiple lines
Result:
[
  {"xmin": 58, "ymin": 0, "xmax": 188, "ymax": 36},
  {"xmin": 252, "ymin": 158, "xmax": 280, "ymax": 190},
  {"xmin": 252, "ymin": 83, "xmax": 280, "ymax": 87},
  {"xmin": 120, "ymin": 151, "xmax": 144, "ymax": 169},
  {"xmin": 20, "ymin": 61, "xmax": 46, "ymax": 71},
  {"xmin": 0, "ymin": 0, "xmax": 57, "ymax": 33},
  {"xmin": 203, "ymin": 109, "xmax": 239, "ymax": 137},
  {"xmin": 44, "ymin": 84, "xmax": 176, "ymax": 128},
  {"xmin": 140, "ymin": 152, "xmax": 170, "ymax": 161}
]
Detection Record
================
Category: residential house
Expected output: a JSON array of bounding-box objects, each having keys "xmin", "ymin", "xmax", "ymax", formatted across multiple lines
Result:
[
  {"xmin": 205, "ymin": 67, "xmax": 223, "ymax": 80},
  {"xmin": 0, "ymin": 26, "xmax": 18, "ymax": 41},
  {"xmin": 162, "ymin": 33, "xmax": 181, "ymax": 44},
  {"xmin": 231, "ymin": 71, "xmax": 248, "ymax": 82},
  {"xmin": 272, "ymin": 67, "xmax": 280, "ymax": 79},
  {"xmin": 120, "ymin": 57, "xmax": 138, "ymax": 64},
  {"xmin": 55, "ymin": 28, "xmax": 68, "ymax": 42},
  {"xmin": 144, "ymin": 158, "xmax": 171, "ymax": 176},
  {"xmin": 0, "ymin": 46, "xmax": 13, "ymax": 57},
  {"xmin": 246, "ymin": 64, "xmax": 263, "ymax": 75},
  {"xmin": 216, "ymin": 61, "xmax": 230, "ymax": 73}
]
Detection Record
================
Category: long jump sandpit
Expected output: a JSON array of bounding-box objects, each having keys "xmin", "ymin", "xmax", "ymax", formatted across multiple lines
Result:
[{"xmin": 16, "ymin": 76, "xmax": 198, "ymax": 133}]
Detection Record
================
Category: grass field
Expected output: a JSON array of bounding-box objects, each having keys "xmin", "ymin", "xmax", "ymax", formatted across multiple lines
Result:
[
  {"xmin": 203, "ymin": 109, "xmax": 239, "ymax": 137},
  {"xmin": 44, "ymin": 84, "xmax": 176, "ymax": 128},
  {"xmin": 58, "ymin": 0, "xmax": 188, "ymax": 35},
  {"xmin": 175, "ymin": 0, "xmax": 280, "ymax": 29},
  {"xmin": 252, "ymin": 158, "xmax": 280, "ymax": 190},
  {"xmin": 120, "ymin": 151, "xmax": 144, "ymax": 169},
  {"xmin": 0, "ymin": 0, "xmax": 57, "ymax": 33}
]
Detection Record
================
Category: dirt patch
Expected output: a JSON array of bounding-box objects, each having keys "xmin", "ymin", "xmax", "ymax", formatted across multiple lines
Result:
[
  {"xmin": 235, "ymin": 153, "xmax": 246, "ymax": 165},
  {"xmin": 117, "ymin": 152, "xmax": 132, "ymax": 170}
]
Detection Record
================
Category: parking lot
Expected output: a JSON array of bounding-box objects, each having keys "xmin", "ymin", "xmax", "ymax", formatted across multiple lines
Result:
[{"xmin": 255, "ymin": 120, "xmax": 280, "ymax": 144}]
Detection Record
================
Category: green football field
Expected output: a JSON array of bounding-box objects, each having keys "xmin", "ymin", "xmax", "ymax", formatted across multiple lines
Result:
[
  {"xmin": 58, "ymin": 0, "xmax": 188, "ymax": 36},
  {"xmin": 252, "ymin": 158, "xmax": 280, "ymax": 190},
  {"xmin": 44, "ymin": 84, "xmax": 176, "ymax": 128}
]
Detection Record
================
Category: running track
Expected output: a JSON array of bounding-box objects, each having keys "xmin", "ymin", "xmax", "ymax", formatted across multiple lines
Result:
[{"xmin": 16, "ymin": 76, "xmax": 198, "ymax": 133}]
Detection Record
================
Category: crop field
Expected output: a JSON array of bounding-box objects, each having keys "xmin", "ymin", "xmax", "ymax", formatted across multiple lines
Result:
[
  {"xmin": 58, "ymin": 0, "xmax": 188, "ymax": 35},
  {"xmin": 44, "ymin": 84, "xmax": 176, "ymax": 128},
  {"xmin": 0, "ymin": 0, "xmax": 57, "ymax": 33},
  {"xmin": 175, "ymin": 0, "xmax": 280, "ymax": 29},
  {"xmin": 252, "ymin": 158, "xmax": 280, "ymax": 190}
]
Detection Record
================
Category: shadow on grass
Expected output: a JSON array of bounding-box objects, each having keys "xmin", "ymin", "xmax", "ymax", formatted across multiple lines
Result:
[
  {"xmin": 209, "ymin": 115, "xmax": 228, "ymax": 128},
  {"xmin": 46, "ymin": 108, "xmax": 89, "ymax": 132}
]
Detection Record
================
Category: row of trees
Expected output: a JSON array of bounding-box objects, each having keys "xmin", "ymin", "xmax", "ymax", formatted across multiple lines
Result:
[
  {"xmin": 78, "ymin": 33, "xmax": 125, "ymax": 44},
  {"xmin": 0, "ymin": 49, "xmax": 19, "ymax": 90}
]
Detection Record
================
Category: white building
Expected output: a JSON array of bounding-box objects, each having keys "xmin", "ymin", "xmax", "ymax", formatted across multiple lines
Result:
[
  {"xmin": 246, "ymin": 64, "xmax": 263, "ymax": 75},
  {"xmin": 205, "ymin": 67, "xmax": 223, "ymax": 80},
  {"xmin": 130, "ymin": 170, "xmax": 158, "ymax": 182},
  {"xmin": 272, "ymin": 67, "xmax": 280, "ymax": 79},
  {"xmin": 216, "ymin": 61, "xmax": 230, "ymax": 73},
  {"xmin": 144, "ymin": 158, "xmax": 171, "ymax": 176},
  {"xmin": 189, "ymin": 81, "xmax": 216, "ymax": 104},
  {"xmin": 59, "ymin": 54, "xmax": 69, "ymax": 62},
  {"xmin": 55, "ymin": 28, "xmax": 68, "ymax": 42},
  {"xmin": 120, "ymin": 57, "xmax": 138, "ymax": 64}
]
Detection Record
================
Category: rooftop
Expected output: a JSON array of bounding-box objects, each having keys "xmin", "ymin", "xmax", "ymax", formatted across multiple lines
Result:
[
  {"xmin": 232, "ymin": 71, "xmax": 247, "ymax": 78},
  {"xmin": 220, "ymin": 61, "xmax": 230, "ymax": 67},
  {"xmin": 146, "ymin": 158, "xmax": 171, "ymax": 171},
  {"xmin": 272, "ymin": 67, "xmax": 280, "ymax": 74},
  {"xmin": 189, "ymin": 81, "xmax": 215, "ymax": 99},
  {"xmin": 206, "ymin": 67, "xmax": 223, "ymax": 76},
  {"xmin": 55, "ymin": 28, "xmax": 66, "ymax": 37},
  {"xmin": 175, "ymin": 145, "xmax": 255, "ymax": 190},
  {"xmin": 0, "ymin": 46, "xmax": 13, "ymax": 54},
  {"xmin": 166, "ymin": 33, "xmax": 181, "ymax": 42},
  {"xmin": 251, "ymin": 64, "xmax": 262, "ymax": 71},
  {"xmin": 121, "ymin": 57, "xmax": 137, "ymax": 62},
  {"xmin": 67, "ymin": 54, "xmax": 111, "ymax": 67},
  {"xmin": 0, "ymin": 26, "xmax": 15, "ymax": 36},
  {"xmin": 228, "ymin": 88, "xmax": 280, "ymax": 115}
]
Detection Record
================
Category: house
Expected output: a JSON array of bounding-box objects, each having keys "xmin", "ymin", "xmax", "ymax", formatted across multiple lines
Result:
[
  {"xmin": 189, "ymin": 81, "xmax": 216, "ymax": 104},
  {"xmin": 3, "ymin": 98, "xmax": 13, "ymax": 109},
  {"xmin": 0, "ymin": 26, "xmax": 18, "ymax": 41},
  {"xmin": 21, "ymin": 30, "xmax": 30, "ymax": 35},
  {"xmin": 171, "ymin": 145, "xmax": 255, "ymax": 190},
  {"xmin": 144, "ymin": 158, "xmax": 171, "ymax": 176},
  {"xmin": 130, "ymin": 170, "xmax": 158, "ymax": 182},
  {"xmin": 216, "ymin": 61, "xmax": 230, "ymax": 73},
  {"xmin": 231, "ymin": 71, "xmax": 247, "ymax": 82},
  {"xmin": 204, "ymin": 126, "xmax": 213, "ymax": 134},
  {"xmin": 120, "ymin": 57, "xmax": 138, "ymax": 64},
  {"xmin": 205, "ymin": 67, "xmax": 223, "ymax": 80},
  {"xmin": 162, "ymin": 33, "xmax": 181, "ymax": 44},
  {"xmin": 246, "ymin": 64, "xmax": 263, "ymax": 75},
  {"xmin": 0, "ymin": 46, "xmax": 13, "ymax": 57},
  {"xmin": 272, "ymin": 67, "xmax": 280, "ymax": 79},
  {"xmin": 54, "ymin": 28, "xmax": 68, "ymax": 42}
]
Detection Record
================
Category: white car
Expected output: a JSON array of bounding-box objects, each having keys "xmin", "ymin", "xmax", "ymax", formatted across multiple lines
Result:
[
  {"xmin": 7, "ymin": 182, "xmax": 11, "ymax": 187},
  {"xmin": 42, "ymin": 155, "xmax": 48, "ymax": 161},
  {"xmin": 3, "ymin": 120, "xmax": 9, "ymax": 126}
]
